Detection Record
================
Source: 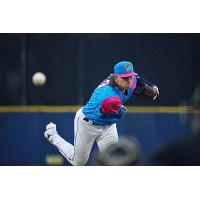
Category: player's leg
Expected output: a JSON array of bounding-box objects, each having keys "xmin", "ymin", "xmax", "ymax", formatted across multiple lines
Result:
[
  {"xmin": 70, "ymin": 116, "xmax": 101, "ymax": 165},
  {"xmin": 96, "ymin": 123, "xmax": 118, "ymax": 153},
  {"xmin": 44, "ymin": 122, "xmax": 75, "ymax": 162},
  {"xmin": 44, "ymin": 108, "xmax": 100, "ymax": 165}
]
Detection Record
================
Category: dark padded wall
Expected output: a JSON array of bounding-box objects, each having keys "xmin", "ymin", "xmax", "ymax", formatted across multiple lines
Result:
[{"xmin": 1, "ymin": 33, "xmax": 200, "ymax": 105}]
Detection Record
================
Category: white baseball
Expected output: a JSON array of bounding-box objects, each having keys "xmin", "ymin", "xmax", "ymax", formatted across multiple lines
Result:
[{"xmin": 32, "ymin": 72, "xmax": 46, "ymax": 86}]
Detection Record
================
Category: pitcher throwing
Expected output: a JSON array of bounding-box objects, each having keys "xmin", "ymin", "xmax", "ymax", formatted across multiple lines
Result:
[{"xmin": 44, "ymin": 61, "xmax": 159, "ymax": 165}]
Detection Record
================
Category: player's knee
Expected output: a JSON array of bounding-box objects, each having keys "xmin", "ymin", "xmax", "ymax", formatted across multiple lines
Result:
[{"xmin": 72, "ymin": 156, "xmax": 89, "ymax": 166}]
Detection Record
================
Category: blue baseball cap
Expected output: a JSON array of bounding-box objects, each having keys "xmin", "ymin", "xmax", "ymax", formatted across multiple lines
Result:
[{"xmin": 114, "ymin": 61, "xmax": 138, "ymax": 77}]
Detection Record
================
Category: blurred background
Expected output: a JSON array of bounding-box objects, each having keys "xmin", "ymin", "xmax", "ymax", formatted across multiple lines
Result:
[{"xmin": 0, "ymin": 33, "xmax": 200, "ymax": 165}]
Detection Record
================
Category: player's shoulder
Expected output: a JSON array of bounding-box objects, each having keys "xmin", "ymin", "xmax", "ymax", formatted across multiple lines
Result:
[
  {"xmin": 97, "ymin": 74, "xmax": 116, "ymax": 89},
  {"xmin": 95, "ymin": 75, "xmax": 118, "ymax": 96},
  {"xmin": 107, "ymin": 74, "xmax": 117, "ymax": 87}
]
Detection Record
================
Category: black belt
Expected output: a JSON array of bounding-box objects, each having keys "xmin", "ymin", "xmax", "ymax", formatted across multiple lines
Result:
[{"xmin": 83, "ymin": 117, "xmax": 100, "ymax": 126}]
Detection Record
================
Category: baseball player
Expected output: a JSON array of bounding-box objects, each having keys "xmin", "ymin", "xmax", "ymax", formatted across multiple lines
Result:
[{"xmin": 44, "ymin": 61, "xmax": 159, "ymax": 166}]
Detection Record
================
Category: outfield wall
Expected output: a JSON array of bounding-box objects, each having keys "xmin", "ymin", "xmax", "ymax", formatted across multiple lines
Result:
[
  {"xmin": 1, "ymin": 34, "xmax": 200, "ymax": 106},
  {"xmin": 0, "ymin": 106, "xmax": 192, "ymax": 165}
]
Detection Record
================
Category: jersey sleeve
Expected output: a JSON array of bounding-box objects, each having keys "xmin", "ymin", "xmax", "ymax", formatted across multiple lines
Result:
[
  {"xmin": 136, "ymin": 75, "xmax": 153, "ymax": 87},
  {"xmin": 100, "ymin": 96, "xmax": 122, "ymax": 114},
  {"xmin": 134, "ymin": 75, "xmax": 154, "ymax": 96}
]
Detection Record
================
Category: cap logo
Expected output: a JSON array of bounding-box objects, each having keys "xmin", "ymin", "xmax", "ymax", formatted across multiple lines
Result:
[{"xmin": 125, "ymin": 63, "xmax": 130, "ymax": 72}]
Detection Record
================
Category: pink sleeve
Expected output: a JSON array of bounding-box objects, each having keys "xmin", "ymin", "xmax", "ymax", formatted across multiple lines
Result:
[{"xmin": 101, "ymin": 96, "xmax": 122, "ymax": 114}]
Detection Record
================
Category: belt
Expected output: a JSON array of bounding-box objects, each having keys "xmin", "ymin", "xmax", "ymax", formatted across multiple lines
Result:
[{"xmin": 83, "ymin": 117, "xmax": 101, "ymax": 126}]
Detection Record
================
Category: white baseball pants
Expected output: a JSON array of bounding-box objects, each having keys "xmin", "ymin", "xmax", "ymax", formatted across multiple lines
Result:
[{"xmin": 52, "ymin": 108, "xmax": 118, "ymax": 166}]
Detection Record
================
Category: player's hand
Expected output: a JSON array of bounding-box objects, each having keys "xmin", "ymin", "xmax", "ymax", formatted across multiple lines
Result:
[
  {"xmin": 116, "ymin": 105, "xmax": 127, "ymax": 119},
  {"xmin": 44, "ymin": 122, "xmax": 58, "ymax": 143}
]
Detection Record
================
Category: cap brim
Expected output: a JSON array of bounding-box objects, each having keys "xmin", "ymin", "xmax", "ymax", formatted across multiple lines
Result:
[{"xmin": 117, "ymin": 72, "xmax": 138, "ymax": 78}]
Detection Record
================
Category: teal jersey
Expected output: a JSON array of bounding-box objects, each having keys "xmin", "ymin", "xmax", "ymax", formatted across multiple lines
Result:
[{"xmin": 82, "ymin": 75, "xmax": 137, "ymax": 125}]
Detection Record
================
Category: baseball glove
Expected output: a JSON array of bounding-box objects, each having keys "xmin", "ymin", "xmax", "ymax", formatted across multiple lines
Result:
[{"xmin": 143, "ymin": 84, "xmax": 159, "ymax": 100}]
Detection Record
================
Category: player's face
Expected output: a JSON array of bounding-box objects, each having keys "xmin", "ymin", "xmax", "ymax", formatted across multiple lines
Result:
[{"xmin": 115, "ymin": 76, "xmax": 133, "ymax": 91}]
